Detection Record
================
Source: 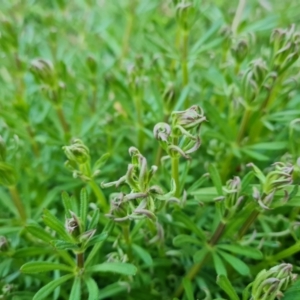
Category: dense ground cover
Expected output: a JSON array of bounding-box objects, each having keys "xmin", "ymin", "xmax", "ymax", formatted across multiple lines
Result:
[{"xmin": 1, "ymin": 0, "xmax": 300, "ymax": 299}]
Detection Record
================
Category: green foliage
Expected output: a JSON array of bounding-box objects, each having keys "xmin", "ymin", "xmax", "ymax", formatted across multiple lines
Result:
[{"xmin": 1, "ymin": 0, "xmax": 300, "ymax": 299}]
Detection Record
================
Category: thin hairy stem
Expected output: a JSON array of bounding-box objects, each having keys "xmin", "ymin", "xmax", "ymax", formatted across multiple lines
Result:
[
  {"xmin": 174, "ymin": 221, "xmax": 227, "ymax": 298},
  {"xmin": 76, "ymin": 252, "xmax": 84, "ymax": 269},
  {"xmin": 9, "ymin": 186, "xmax": 26, "ymax": 223},
  {"xmin": 89, "ymin": 180, "xmax": 108, "ymax": 212}
]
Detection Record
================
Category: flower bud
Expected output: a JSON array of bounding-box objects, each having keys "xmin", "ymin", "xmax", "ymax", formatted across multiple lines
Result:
[
  {"xmin": 263, "ymin": 162, "xmax": 293, "ymax": 194},
  {"xmin": 0, "ymin": 236, "xmax": 9, "ymax": 252},
  {"xmin": 65, "ymin": 211, "xmax": 81, "ymax": 238},
  {"xmin": 231, "ymin": 39, "xmax": 248, "ymax": 63},
  {"xmin": 2, "ymin": 284, "xmax": 14, "ymax": 295},
  {"xmin": 223, "ymin": 176, "xmax": 241, "ymax": 209},
  {"xmin": 171, "ymin": 105, "xmax": 206, "ymax": 130},
  {"xmin": 175, "ymin": 2, "xmax": 196, "ymax": 31},
  {"xmin": 251, "ymin": 263, "xmax": 297, "ymax": 300},
  {"xmin": 63, "ymin": 139, "xmax": 90, "ymax": 165},
  {"xmin": 86, "ymin": 55, "xmax": 97, "ymax": 74},
  {"xmin": 250, "ymin": 58, "xmax": 268, "ymax": 85},
  {"xmin": 153, "ymin": 122, "xmax": 171, "ymax": 143},
  {"xmin": 241, "ymin": 70, "xmax": 258, "ymax": 102},
  {"xmin": 30, "ymin": 58, "xmax": 55, "ymax": 87}
]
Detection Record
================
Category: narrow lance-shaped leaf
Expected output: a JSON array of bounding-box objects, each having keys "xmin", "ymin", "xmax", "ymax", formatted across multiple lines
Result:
[
  {"xmin": 26, "ymin": 225, "xmax": 53, "ymax": 243},
  {"xmin": 132, "ymin": 244, "xmax": 153, "ymax": 266},
  {"xmin": 87, "ymin": 262, "xmax": 137, "ymax": 276},
  {"xmin": 213, "ymin": 252, "xmax": 227, "ymax": 276},
  {"xmin": 193, "ymin": 247, "xmax": 209, "ymax": 263},
  {"xmin": 43, "ymin": 209, "xmax": 72, "ymax": 241},
  {"xmin": 69, "ymin": 277, "xmax": 81, "ymax": 300},
  {"xmin": 80, "ymin": 188, "xmax": 88, "ymax": 231},
  {"xmin": 62, "ymin": 191, "xmax": 72, "ymax": 218},
  {"xmin": 173, "ymin": 234, "xmax": 202, "ymax": 247},
  {"xmin": 33, "ymin": 274, "xmax": 73, "ymax": 300},
  {"xmin": 183, "ymin": 278, "xmax": 195, "ymax": 300},
  {"xmin": 173, "ymin": 210, "xmax": 206, "ymax": 241},
  {"xmin": 98, "ymin": 282, "xmax": 128, "ymax": 300},
  {"xmin": 85, "ymin": 277, "xmax": 99, "ymax": 300},
  {"xmin": 21, "ymin": 261, "xmax": 73, "ymax": 273},
  {"xmin": 208, "ymin": 164, "xmax": 223, "ymax": 196},
  {"xmin": 93, "ymin": 153, "xmax": 110, "ymax": 171},
  {"xmin": 217, "ymin": 275, "xmax": 240, "ymax": 300},
  {"xmin": 217, "ymin": 244, "xmax": 263, "ymax": 260},
  {"xmin": 88, "ymin": 209, "xmax": 100, "ymax": 230},
  {"xmin": 218, "ymin": 250, "xmax": 250, "ymax": 276}
]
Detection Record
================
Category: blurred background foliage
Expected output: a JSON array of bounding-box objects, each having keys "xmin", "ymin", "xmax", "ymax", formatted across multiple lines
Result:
[{"xmin": 1, "ymin": 0, "xmax": 300, "ymax": 299}]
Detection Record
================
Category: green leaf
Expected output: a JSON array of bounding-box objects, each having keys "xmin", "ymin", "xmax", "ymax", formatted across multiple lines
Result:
[
  {"xmin": 173, "ymin": 86, "xmax": 190, "ymax": 111},
  {"xmin": 88, "ymin": 262, "xmax": 137, "ymax": 276},
  {"xmin": 242, "ymin": 283, "xmax": 253, "ymax": 300},
  {"xmin": 212, "ymin": 252, "xmax": 227, "ymax": 276},
  {"xmin": 98, "ymin": 282, "xmax": 127, "ymax": 299},
  {"xmin": 80, "ymin": 188, "xmax": 88, "ymax": 231},
  {"xmin": 21, "ymin": 261, "xmax": 73, "ymax": 273},
  {"xmin": 88, "ymin": 209, "xmax": 100, "ymax": 230},
  {"xmin": 26, "ymin": 225, "xmax": 53, "ymax": 243},
  {"xmin": 187, "ymin": 174, "xmax": 209, "ymax": 192},
  {"xmin": 33, "ymin": 274, "xmax": 73, "ymax": 300},
  {"xmin": 173, "ymin": 234, "xmax": 202, "ymax": 247},
  {"xmin": 208, "ymin": 164, "xmax": 223, "ymax": 196},
  {"xmin": 86, "ymin": 232, "xmax": 108, "ymax": 248},
  {"xmin": 247, "ymin": 163, "xmax": 266, "ymax": 184},
  {"xmin": 218, "ymin": 251, "xmax": 250, "ymax": 276},
  {"xmin": 13, "ymin": 247, "xmax": 53, "ymax": 258},
  {"xmin": 173, "ymin": 210, "xmax": 206, "ymax": 241},
  {"xmin": 53, "ymin": 240, "xmax": 79, "ymax": 250},
  {"xmin": 241, "ymin": 149, "xmax": 269, "ymax": 162},
  {"xmin": 217, "ymin": 275, "xmax": 240, "ymax": 300},
  {"xmin": 85, "ymin": 277, "xmax": 99, "ymax": 300},
  {"xmin": 62, "ymin": 191, "xmax": 72, "ymax": 218},
  {"xmin": 183, "ymin": 278, "xmax": 195, "ymax": 300},
  {"xmin": 132, "ymin": 244, "xmax": 153, "ymax": 266},
  {"xmin": 93, "ymin": 153, "xmax": 110, "ymax": 171},
  {"xmin": 43, "ymin": 209, "xmax": 72, "ymax": 241},
  {"xmin": 282, "ymin": 279, "xmax": 300, "ymax": 299},
  {"xmin": 193, "ymin": 247, "xmax": 209, "ymax": 263},
  {"xmin": 203, "ymin": 101, "xmax": 233, "ymax": 140},
  {"xmin": 69, "ymin": 277, "xmax": 81, "ymax": 300},
  {"xmin": 246, "ymin": 141, "xmax": 287, "ymax": 151},
  {"xmin": 217, "ymin": 244, "xmax": 263, "ymax": 260},
  {"xmin": 241, "ymin": 171, "xmax": 254, "ymax": 194}
]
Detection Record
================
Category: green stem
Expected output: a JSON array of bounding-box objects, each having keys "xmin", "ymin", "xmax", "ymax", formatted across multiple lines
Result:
[
  {"xmin": 174, "ymin": 221, "xmax": 227, "ymax": 298},
  {"xmin": 76, "ymin": 252, "xmax": 84, "ymax": 269},
  {"xmin": 182, "ymin": 30, "xmax": 189, "ymax": 108},
  {"xmin": 237, "ymin": 107, "xmax": 251, "ymax": 145},
  {"xmin": 55, "ymin": 106, "xmax": 70, "ymax": 138},
  {"xmin": 9, "ymin": 186, "xmax": 26, "ymax": 223},
  {"xmin": 172, "ymin": 154, "xmax": 180, "ymax": 198},
  {"xmin": 89, "ymin": 180, "xmax": 108, "ymax": 212},
  {"xmin": 174, "ymin": 252, "xmax": 210, "ymax": 297},
  {"xmin": 123, "ymin": 225, "xmax": 132, "ymax": 260},
  {"xmin": 119, "ymin": 1, "xmax": 135, "ymax": 65},
  {"xmin": 238, "ymin": 209, "xmax": 260, "ymax": 240},
  {"xmin": 134, "ymin": 94, "xmax": 144, "ymax": 151},
  {"xmin": 268, "ymin": 241, "xmax": 300, "ymax": 262}
]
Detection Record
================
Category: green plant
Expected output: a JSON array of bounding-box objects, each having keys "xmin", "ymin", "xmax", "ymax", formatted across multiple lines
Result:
[{"xmin": 1, "ymin": 0, "xmax": 300, "ymax": 299}]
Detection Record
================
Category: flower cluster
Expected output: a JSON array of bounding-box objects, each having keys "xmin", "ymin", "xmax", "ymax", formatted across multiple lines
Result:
[
  {"xmin": 251, "ymin": 263, "xmax": 297, "ymax": 300},
  {"xmin": 102, "ymin": 147, "xmax": 176, "ymax": 223},
  {"xmin": 153, "ymin": 105, "xmax": 206, "ymax": 159}
]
